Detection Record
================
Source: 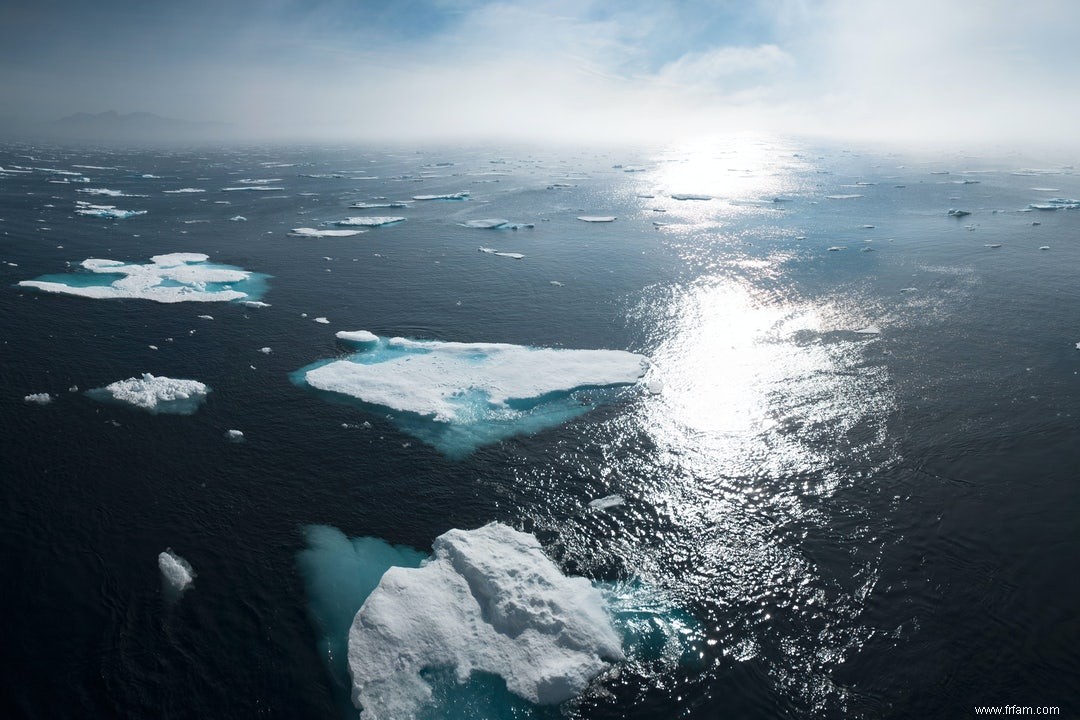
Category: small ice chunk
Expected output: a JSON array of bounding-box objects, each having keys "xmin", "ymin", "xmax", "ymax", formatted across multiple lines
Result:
[
  {"xmin": 854, "ymin": 325, "xmax": 881, "ymax": 335},
  {"xmin": 158, "ymin": 550, "xmax": 195, "ymax": 592},
  {"xmin": 242, "ymin": 301, "xmax": 271, "ymax": 308},
  {"xmin": 163, "ymin": 188, "xmax": 205, "ymax": 194},
  {"xmin": 24, "ymin": 392, "xmax": 52, "ymax": 405},
  {"xmin": 225, "ymin": 429, "xmax": 245, "ymax": 442},
  {"xmin": 589, "ymin": 494, "xmax": 626, "ymax": 510},
  {"xmin": 74, "ymin": 200, "xmax": 146, "ymax": 219},
  {"xmin": 222, "ymin": 186, "xmax": 284, "ymax": 191},
  {"xmin": 291, "ymin": 227, "xmax": 366, "ymax": 237},
  {"xmin": 197, "ymin": 314, "xmax": 213, "ymax": 320},
  {"xmin": 647, "ymin": 379, "xmax": 664, "ymax": 395},
  {"xmin": 259, "ymin": 347, "xmax": 272, "ymax": 354},
  {"xmin": 349, "ymin": 201, "xmax": 410, "ymax": 209},
  {"xmin": 826, "ymin": 194, "xmax": 862, "ymax": 200},
  {"xmin": 577, "ymin": 216, "xmax": 616, "ymax": 222},
  {"xmin": 946, "ymin": 208, "xmax": 971, "ymax": 217},
  {"xmin": 230, "ymin": 215, "xmax": 247, "ymax": 222},
  {"xmin": 670, "ymin": 194, "xmax": 712, "ymax": 201},
  {"xmin": 985, "ymin": 244, "xmax": 1002, "ymax": 248},
  {"xmin": 827, "ymin": 246, "xmax": 847, "ymax": 251},
  {"xmin": 1039, "ymin": 245, "xmax": 1050, "ymax": 250},
  {"xmin": 315, "ymin": 317, "xmax": 330, "ymax": 324},
  {"xmin": 550, "ymin": 280, "xmax": 564, "ymax": 286}
]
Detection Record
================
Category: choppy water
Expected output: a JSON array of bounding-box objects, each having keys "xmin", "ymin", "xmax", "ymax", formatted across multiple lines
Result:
[{"xmin": 1, "ymin": 138, "xmax": 1078, "ymax": 719}]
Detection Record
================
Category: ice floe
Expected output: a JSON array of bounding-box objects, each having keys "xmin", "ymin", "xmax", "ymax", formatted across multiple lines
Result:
[
  {"xmin": 347, "ymin": 523, "xmax": 623, "ymax": 718},
  {"xmin": 333, "ymin": 217, "xmax": 405, "ymax": 227},
  {"xmin": 290, "ymin": 227, "xmax": 365, "ymax": 238},
  {"xmin": 242, "ymin": 300, "xmax": 271, "ymax": 308},
  {"xmin": 158, "ymin": 549, "xmax": 195, "ymax": 593},
  {"xmin": 826, "ymin": 194, "xmax": 862, "ymax": 200},
  {"xmin": 462, "ymin": 218, "xmax": 534, "ymax": 230},
  {"xmin": 854, "ymin": 325, "xmax": 881, "ymax": 335},
  {"xmin": 19, "ymin": 253, "xmax": 267, "ymax": 304},
  {"xmin": 947, "ymin": 208, "xmax": 972, "ymax": 217},
  {"xmin": 478, "ymin": 247, "xmax": 525, "ymax": 259},
  {"xmin": 1028, "ymin": 198, "xmax": 1079, "ymax": 210},
  {"xmin": 77, "ymin": 188, "xmax": 146, "ymax": 198},
  {"xmin": 293, "ymin": 332, "xmax": 647, "ymax": 455},
  {"xmin": 221, "ymin": 186, "xmax": 284, "ymax": 192},
  {"xmin": 413, "ymin": 192, "xmax": 469, "ymax": 200},
  {"xmin": 670, "ymin": 194, "xmax": 712, "ymax": 201},
  {"xmin": 163, "ymin": 188, "xmax": 205, "ymax": 194},
  {"xmin": 229, "ymin": 215, "xmax": 247, "ymax": 222},
  {"xmin": 88, "ymin": 374, "xmax": 209, "ymax": 414},
  {"xmin": 349, "ymin": 201, "xmax": 410, "ymax": 209},
  {"xmin": 577, "ymin": 216, "xmax": 616, "ymax": 223},
  {"xmin": 225, "ymin": 429, "xmax": 245, "ymax": 442},
  {"xmin": 589, "ymin": 494, "xmax": 625, "ymax": 510},
  {"xmin": 314, "ymin": 317, "xmax": 330, "ymax": 324},
  {"xmin": 336, "ymin": 330, "xmax": 378, "ymax": 344},
  {"xmin": 74, "ymin": 201, "xmax": 146, "ymax": 219},
  {"xmin": 24, "ymin": 393, "xmax": 52, "ymax": 405}
]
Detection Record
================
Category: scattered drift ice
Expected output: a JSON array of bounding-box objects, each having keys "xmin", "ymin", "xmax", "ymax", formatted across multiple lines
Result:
[
  {"xmin": 74, "ymin": 201, "xmax": 146, "ymax": 219},
  {"xmin": 88, "ymin": 374, "xmax": 209, "ymax": 414},
  {"xmin": 18, "ymin": 253, "xmax": 268, "ymax": 304},
  {"xmin": 292, "ymin": 332, "xmax": 647, "ymax": 456}
]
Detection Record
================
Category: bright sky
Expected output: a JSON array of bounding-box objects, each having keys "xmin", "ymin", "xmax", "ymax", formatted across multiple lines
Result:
[{"xmin": 2, "ymin": 0, "xmax": 1078, "ymax": 145}]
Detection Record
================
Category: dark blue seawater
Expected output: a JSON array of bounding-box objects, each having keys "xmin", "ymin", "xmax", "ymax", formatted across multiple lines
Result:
[{"xmin": 1, "ymin": 139, "xmax": 1078, "ymax": 719}]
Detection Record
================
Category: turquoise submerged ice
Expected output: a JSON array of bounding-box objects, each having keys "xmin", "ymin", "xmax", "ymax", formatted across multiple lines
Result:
[
  {"xmin": 18, "ymin": 252, "xmax": 268, "ymax": 303},
  {"xmin": 299, "ymin": 523, "xmax": 697, "ymax": 720},
  {"xmin": 293, "ymin": 333, "xmax": 647, "ymax": 456}
]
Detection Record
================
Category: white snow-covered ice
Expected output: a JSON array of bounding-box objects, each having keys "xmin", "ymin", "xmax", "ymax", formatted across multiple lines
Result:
[
  {"xmin": 478, "ymin": 247, "xmax": 525, "ymax": 259},
  {"xmin": 577, "ymin": 216, "xmax": 616, "ymax": 222},
  {"xmin": 347, "ymin": 522, "xmax": 623, "ymax": 718},
  {"xmin": 158, "ymin": 550, "xmax": 195, "ymax": 593},
  {"xmin": 19, "ymin": 253, "xmax": 264, "ymax": 304},
  {"xmin": 74, "ymin": 200, "xmax": 146, "ymax": 219},
  {"xmin": 89, "ymin": 374, "xmax": 209, "ymax": 414},
  {"xmin": 291, "ymin": 227, "xmax": 366, "ymax": 237},
  {"xmin": 24, "ymin": 393, "xmax": 52, "ymax": 405},
  {"xmin": 589, "ymin": 494, "xmax": 626, "ymax": 510},
  {"xmin": 333, "ymin": 217, "xmax": 405, "ymax": 227}
]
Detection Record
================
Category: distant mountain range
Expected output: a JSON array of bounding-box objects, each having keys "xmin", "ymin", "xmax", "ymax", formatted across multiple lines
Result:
[{"xmin": 0, "ymin": 111, "xmax": 235, "ymax": 142}]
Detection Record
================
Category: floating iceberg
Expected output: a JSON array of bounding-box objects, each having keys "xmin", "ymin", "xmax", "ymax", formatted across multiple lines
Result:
[
  {"xmin": 478, "ymin": 247, "xmax": 525, "ymax": 259},
  {"xmin": 291, "ymin": 227, "xmax": 366, "ymax": 237},
  {"xmin": 74, "ymin": 200, "xmax": 146, "ymax": 219},
  {"xmin": 293, "ymin": 332, "xmax": 647, "ymax": 456},
  {"xmin": 19, "ymin": 253, "xmax": 268, "ymax": 304},
  {"xmin": 577, "ymin": 216, "xmax": 616, "ymax": 223},
  {"xmin": 88, "ymin": 373, "xmax": 209, "ymax": 414},
  {"xmin": 413, "ymin": 192, "xmax": 469, "ymax": 201},
  {"xmin": 347, "ymin": 523, "xmax": 623, "ymax": 718},
  {"xmin": 158, "ymin": 549, "xmax": 195, "ymax": 593},
  {"xmin": 24, "ymin": 393, "xmax": 52, "ymax": 405},
  {"xmin": 333, "ymin": 217, "xmax": 405, "ymax": 227}
]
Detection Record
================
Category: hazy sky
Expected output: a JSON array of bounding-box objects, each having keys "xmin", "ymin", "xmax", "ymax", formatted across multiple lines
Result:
[{"xmin": 3, "ymin": 0, "xmax": 1079, "ymax": 145}]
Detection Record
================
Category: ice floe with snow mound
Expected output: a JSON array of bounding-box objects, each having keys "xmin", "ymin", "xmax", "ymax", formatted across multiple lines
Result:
[
  {"xmin": 88, "ymin": 374, "xmax": 209, "ymax": 414},
  {"xmin": 299, "ymin": 523, "xmax": 698, "ymax": 719},
  {"xmin": 347, "ymin": 523, "xmax": 622, "ymax": 718},
  {"xmin": 462, "ymin": 218, "xmax": 534, "ymax": 229},
  {"xmin": 292, "ymin": 332, "xmax": 647, "ymax": 456},
  {"xmin": 159, "ymin": 549, "xmax": 195, "ymax": 600},
  {"xmin": 18, "ymin": 253, "xmax": 268, "ymax": 304},
  {"xmin": 413, "ymin": 192, "xmax": 469, "ymax": 200},
  {"xmin": 333, "ymin": 217, "xmax": 405, "ymax": 227},
  {"xmin": 291, "ymin": 227, "xmax": 366, "ymax": 237},
  {"xmin": 74, "ymin": 200, "xmax": 146, "ymax": 219}
]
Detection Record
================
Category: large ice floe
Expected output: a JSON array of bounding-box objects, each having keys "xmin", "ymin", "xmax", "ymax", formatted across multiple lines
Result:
[
  {"xmin": 18, "ymin": 252, "xmax": 268, "ymax": 304},
  {"xmin": 88, "ymin": 374, "xmax": 209, "ymax": 414},
  {"xmin": 299, "ymin": 523, "xmax": 697, "ymax": 720},
  {"xmin": 291, "ymin": 227, "xmax": 365, "ymax": 238},
  {"xmin": 292, "ymin": 332, "xmax": 647, "ymax": 456}
]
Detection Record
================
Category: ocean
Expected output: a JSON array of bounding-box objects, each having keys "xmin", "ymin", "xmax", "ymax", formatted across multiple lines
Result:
[{"xmin": 1, "ymin": 137, "xmax": 1077, "ymax": 719}]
